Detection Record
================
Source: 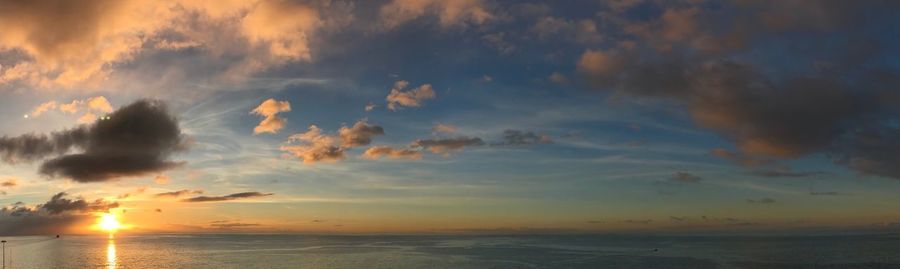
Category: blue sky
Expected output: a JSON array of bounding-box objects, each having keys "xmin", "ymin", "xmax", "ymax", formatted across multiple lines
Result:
[{"xmin": 0, "ymin": 0, "xmax": 899, "ymax": 234}]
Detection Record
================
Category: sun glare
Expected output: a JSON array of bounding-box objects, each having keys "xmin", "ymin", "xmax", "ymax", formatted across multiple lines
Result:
[{"xmin": 99, "ymin": 213, "xmax": 122, "ymax": 233}]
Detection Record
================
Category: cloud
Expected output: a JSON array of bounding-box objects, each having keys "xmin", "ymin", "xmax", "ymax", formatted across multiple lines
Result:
[
  {"xmin": 810, "ymin": 191, "xmax": 841, "ymax": 196},
  {"xmin": 549, "ymin": 72, "xmax": 569, "ymax": 85},
  {"xmin": 251, "ymin": 98, "xmax": 292, "ymax": 134},
  {"xmin": 532, "ymin": 17, "xmax": 602, "ymax": 44},
  {"xmin": 670, "ymin": 172, "xmax": 701, "ymax": 183},
  {"xmin": 282, "ymin": 119, "xmax": 384, "ymax": 163},
  {"xmin": 154, "ymin": 189, "xmax": 203, "ymax": 198},
  {"xmin": 831, "ymin": 126, "xmax": 900, "ymax": 179},
  {"xmin": 210, "ymin": 222, "xmax": 260, "ymax": 228},
  {"xmin": 154, "ymin": 175, "xmax": 171, "ymax": 184},
  {"xmin": 181, "ymin": 192, "xmax": 273, "ymax": 202},
  {"xmin": 41, "ymin": 192, "xmax": 119, "ymax": 215},
  {"xmin": 0, "ymin": 0, "xmax": 175, "ymax": 88},
  {"xmin": 386, "ymin": 81, "xmax": 436, "ymax": 111},
  {"xmin": 711, "ymin": 149, "xmax": 827, "ymax": 178},
  {"xmin": 0, "ymin": 127, "xmax": 89, "ymax": 164},
  {"xmin": 0, "ymin": 192, "xmax": 117, "ymax": 235},
  {"xmin": 75, "ymin": 113, "xmax": 97, "ymax": 124},
  {"xmin": 338, "ymin": 119, "xmax": 385, "ymax": 147},
  {"xmin": 379, "ymin": 0, "xmax": 493, "ymax": 29},
  {"xmin": 494, "ymin": 130, "xmax": 551, "ymax": 146},
  {"xmin": 362, "ymin": 146, "xmax": 422, "ymax": 160},
  {"xmin": 27, "ymin": 96, "xmax": 114, "ymax": 118},
  {"xmin": 620, "ymin": 219, "xmax": 652, "ymax": 224},
  {"xmin": 709, "ymin": 148, "xmax": 775, "ymax": 168},
  {"xmin": 29, "ymin": 101, "xmax": 58, "ymax": 117},
  {"xmin": 240, "ymin": 0, "xmax": 319, "ymax": 61},
  {"xmin": 746, "ymin": 198, "xmax": 776, "ymax": 204},
  {"xmin": 432, "ymin": 123, "xmax": 457, "ymax": 134},
  {"xmin": 281, "ymin": 125, "xmax": 345, "ymax": 164},
  {"xmin": 0, "ymin": 0, "xmax": 342, "ymax": 89},
  {"xmin": 577, "ymin": 1, "xmax": 900, "ymax": 179},
  {"xmin": 1, "ymin": 178, "xmax": 16, "ymax": 188},
  {"xmin": 35, "ymin": 100, "xmax": 186, "ymax": 182},
  {"xmin": 749, "ymin": 169, "xmax": 826, "ymax": 178},
  {"xmin": 412, "ymin": 136, "xmax": 484, "ymax": 154}
]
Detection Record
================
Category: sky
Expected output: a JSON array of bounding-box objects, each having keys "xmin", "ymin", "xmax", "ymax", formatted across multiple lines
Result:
[{"xmin": 0, "ymin": 0, "xmax": 899, "ymax": 235}]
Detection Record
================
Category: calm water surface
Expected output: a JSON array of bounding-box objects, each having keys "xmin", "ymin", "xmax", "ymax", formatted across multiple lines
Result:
[{"xmin": 0, "ymin": 234, "xmax": 898, "ymax": 268}]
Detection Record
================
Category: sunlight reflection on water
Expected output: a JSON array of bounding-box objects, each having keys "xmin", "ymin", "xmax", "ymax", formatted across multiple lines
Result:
[{"xmin": 106, "ymin": 239, "xmax": 116, "ymax": 269}]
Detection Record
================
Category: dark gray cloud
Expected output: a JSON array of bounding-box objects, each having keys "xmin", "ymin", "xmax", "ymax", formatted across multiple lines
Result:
[
  {"xmin": 39, "ymin": 100, "xmax": 186, "ymax": 182},
  {"xmin": 181, "ymin": 192, "xmax": 273, "ymax": 202},
  {"xmin": 830, "ymin": 126, "xmax": 900, "ymax": 179},
  {"xmin": 338, "ymin": 120, "xmax": 385, "ymax": 147},
  {"xmin": 154, "ymin": 189, "xmax": 203, "ymax": 198},
  {"xmin": 210, "ymin": 222, "xmax": 260, "ymax": 228},
  {"xmin": 0, "ymin": 100, "xmax": 186, "ymax": 182},
  {"xmin": 749, "ymin": 169, "xmax": 827, "ymax": 178},
  {"xmin": 809, "ymin": 191, "xmax": 842, "ymax": 196},
  {"xmin": 0, "ymin": 128, "xmax": 88, "ymax": 163},
  {"xmin": 40, "ymin": 192, "xmax": 119, "ymax": 215},
  {"xmin": 412, "ymin": 137, "xmax": 484, "ymax": 154},
  {"xmin": 493, "ymin": 130, "xmax": 551, "ymax": 146},
  {"xmin": 0, "ymin": 192, "xmax": 118, "ymax": 235},
  {"xmin": 620, "ymin": 219, "xmax": 652, "ymax": 224},
  {"xmin": 580, "ymin": 1, "xmax": 900, "ymax": 179},
  {"xmin": 670, "ymin": 172, "xmax": 701, "ymax": 183},
  {"xmin": 746, "ymin": 198, "xmax": 776, "ymax": 204}
]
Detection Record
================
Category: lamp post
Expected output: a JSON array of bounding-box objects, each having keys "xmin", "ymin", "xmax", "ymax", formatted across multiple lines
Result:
[{"xmin": 1, "ymin": 240, "xmax": 6, "ymax": 269}]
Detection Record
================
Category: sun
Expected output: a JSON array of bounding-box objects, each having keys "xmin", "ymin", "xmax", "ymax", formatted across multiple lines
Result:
[{"xmin": 98, "ymin": 213, "xmax": 122, "ymax": 233}]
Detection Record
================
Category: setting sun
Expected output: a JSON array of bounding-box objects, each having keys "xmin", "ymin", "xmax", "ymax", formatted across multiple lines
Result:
[{"xmin": 98, "ymin": 213, "xmax": 122, "ymax": 233}]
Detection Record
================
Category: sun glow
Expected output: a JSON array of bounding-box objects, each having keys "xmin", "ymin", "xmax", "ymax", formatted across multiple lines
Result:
[
  {"xmin": 100, "ymin": 213, "xmax": 121, "ymax": 231},
  {"xmin": 96, "ymin": 213, "xmax": 127, "ymax": 238}
]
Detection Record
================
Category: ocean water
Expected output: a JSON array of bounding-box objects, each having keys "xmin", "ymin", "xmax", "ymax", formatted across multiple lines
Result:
[{"xmin": 0, "ymin": 234, "xmax": 898, "ymax": 268}]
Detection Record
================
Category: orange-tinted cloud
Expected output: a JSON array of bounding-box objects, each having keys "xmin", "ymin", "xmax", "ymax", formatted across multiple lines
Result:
[
  {"xmin": 154, "ymin": 175, "xmax": 171, "ymax": 184},
  {"xmin": 432, "ymin": 123, "xmax": 457, "ymax": 134},
  {"xmin": 362, "ymin": 146, "xmax": 422, "ymax": 160},
  {"xmin": 251, "ymin": 98, "xmax": 291, "ymax": 134},
  {"xmin": 27, "ymin": 96, "xmax": 113, "ymax": 118},
  {"xmin": 154, "ymin": 189, "xmax": 203, "ymax": 198},
  {"xmin": 338, "ymin": 119, "xmax": 385, "ymax": 147},
  {"xmin": 281, "ymin": 125, "xmax": 344, "ymax": 164},
  {"xmin": 240, "ymin": 0, "xmax": 319, "ymax": 61},
  {"xmin": 0, "ymin": 178, "xmax": 16, "ymax": 187},
  {"xmin": 0, "ymin": 0, "xmax": 336, "ymax": 89},
  {"xmin": 282, "ymin": 119, "xmax": 387, "ymax": 164},
  {"xmin": 386, "ymin": 80, "xmax": 436, "ymax": 111},
  {"xmin": 379, "ymin": 0, "xmax": 493, "ymax": 29}
]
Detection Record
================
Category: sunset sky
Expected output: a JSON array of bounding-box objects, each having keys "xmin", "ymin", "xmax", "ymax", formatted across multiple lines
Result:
[{"xmin": 1, "ymin": 0, "xmax": 899, "ymax": 235}]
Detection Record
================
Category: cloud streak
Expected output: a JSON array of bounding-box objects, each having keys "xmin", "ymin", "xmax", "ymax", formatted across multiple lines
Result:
[
  {"xmin": 181, "ymin": 192, "xmax": 273, "ymax": 202},
  {"xmin": 412, "ymin": 136, "xmax": 484, "ymax": 154}
]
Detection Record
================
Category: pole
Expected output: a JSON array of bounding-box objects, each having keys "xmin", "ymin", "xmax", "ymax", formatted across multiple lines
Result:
[{"xmin": 2, "ymin": 240, "xmax": 6, "ymax": 269}]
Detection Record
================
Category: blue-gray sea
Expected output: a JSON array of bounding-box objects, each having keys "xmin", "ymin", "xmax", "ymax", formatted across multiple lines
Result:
[{"xmin": 0, "ymin": 234, "xmax": 898, "ymax": 268}]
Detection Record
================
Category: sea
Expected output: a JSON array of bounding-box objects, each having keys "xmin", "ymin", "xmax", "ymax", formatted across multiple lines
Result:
[{"xmin": 0, "ymin": 233, "xmax": 898, "ymax": 268}]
